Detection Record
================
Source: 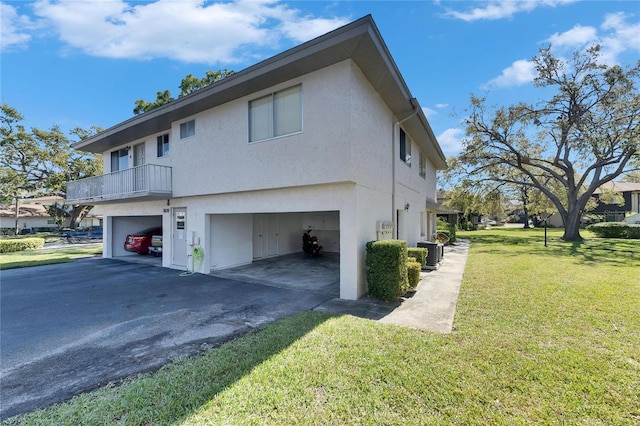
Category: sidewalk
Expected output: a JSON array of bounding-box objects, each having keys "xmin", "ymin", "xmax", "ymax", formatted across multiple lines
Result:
[{"xmin": 314, "ymin": 239, "xmax": 470, "ymax": 333}]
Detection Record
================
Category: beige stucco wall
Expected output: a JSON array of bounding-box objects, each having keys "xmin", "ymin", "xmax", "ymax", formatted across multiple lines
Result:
[{"xmin": 96, "ymin": 59, "xmax": 440, "ymax": 300}]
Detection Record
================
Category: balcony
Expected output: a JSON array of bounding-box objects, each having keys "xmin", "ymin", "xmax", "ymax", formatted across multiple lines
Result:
[{"xmin": 66, "ymin": 164, "xmax": 172, "ymax": 204}]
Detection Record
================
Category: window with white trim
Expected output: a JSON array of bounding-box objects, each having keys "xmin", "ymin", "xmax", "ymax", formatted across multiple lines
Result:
[
  {"xmin": 419, "ymin": 151, "xmax": 426, "ymax": 178},
  {"xmin": 249, "ymin": 85, "xmax": 302, "ymax": 142},
  {"xmin": 157, "ymin": 133, "xmax": 169, "ymax": 157},
  {"xmin": 180, "ymin": 120, "xmax": 195, "ymax": 139},
  {"xmin": 400, "ymin": 128, "xmax": 411, "ymax": 165}
]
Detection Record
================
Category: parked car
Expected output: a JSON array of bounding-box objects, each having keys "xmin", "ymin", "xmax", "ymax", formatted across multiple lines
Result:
[
  {"xmin": 148, "ymin": 235, "xmax": 163, "ymax": 257},
  {"xmin": 124, "ymin": 227, "xmax": 162, "ymax": 255},
  {"xmin": 61, "ymin": 226, "xmax": 103, "ymax": 239}
]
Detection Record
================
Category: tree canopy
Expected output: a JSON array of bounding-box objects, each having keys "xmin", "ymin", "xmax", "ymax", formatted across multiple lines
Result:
[
  {"xmin": 0, "ymin": 104, "xmax": 103, "ymax": 231},
  {"xmin": 133, "ymin": 69, "xmax": 235, "ymax": 115},
  {"xmin": 453, "ymin": 45, "xmax": 640, "ymax": 241}
]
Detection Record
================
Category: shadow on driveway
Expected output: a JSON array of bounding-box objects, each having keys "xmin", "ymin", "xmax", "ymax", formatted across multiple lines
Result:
[{"xmin": 0, "ymin": 258, "xmax": 334, "ymax": 419}]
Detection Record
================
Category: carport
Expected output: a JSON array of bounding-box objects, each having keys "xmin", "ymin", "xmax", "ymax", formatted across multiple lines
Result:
[
  {"xmin": 207, "ymin": 211, "xmax": 340, "ymax": 289},
  {"xmin": 209, "ymin": 252, "xmax": 340, "ymax": 296}
]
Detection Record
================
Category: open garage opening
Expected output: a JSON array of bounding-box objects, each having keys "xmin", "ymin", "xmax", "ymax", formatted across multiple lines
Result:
[
  {"xmin": 110, "ymin": 215, "xmax": 163, "ymax": 259},
  {"xmin": 207, "ymin": 211, "xmax": 340, "ymax": 295}
]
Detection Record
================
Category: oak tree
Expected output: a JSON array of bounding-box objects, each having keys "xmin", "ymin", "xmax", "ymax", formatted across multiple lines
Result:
[
  {"xmin": 458, "ymin": 45, "xmax": 640, "ymax": 241},
  {"xmin": 0, "ymin": 104, "xmax": 102, "ymax": 232}
]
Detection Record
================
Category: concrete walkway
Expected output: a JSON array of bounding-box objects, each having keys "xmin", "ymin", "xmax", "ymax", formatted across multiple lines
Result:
[{"xmin": 315, "ymin": 239, "xmax": 470, "ymax": 333}]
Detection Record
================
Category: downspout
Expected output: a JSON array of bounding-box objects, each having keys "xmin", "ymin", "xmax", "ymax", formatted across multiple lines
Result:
[{"xmin": 392, "ymin": 98, "xmax": 419, "ymax": 238}]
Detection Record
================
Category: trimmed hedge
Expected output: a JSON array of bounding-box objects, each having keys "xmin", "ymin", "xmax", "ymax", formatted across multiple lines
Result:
[
  {"xmin": 407, "ymin": 247, "xmax": 427, "ymax": 267},
  {"xmin": 366, "ymin": 240, "xmax": 408, "ymax": 302},
  {"xmin": 0, "ymin": 238, "xmax": 45, "ymax": 253},
  {"xmin": 587, "ymin": 222, "xmax": 640, "ymax": 239},
  {"xmin": 407, "ymin": 258, "xmax": 422, "ymax": 289}
]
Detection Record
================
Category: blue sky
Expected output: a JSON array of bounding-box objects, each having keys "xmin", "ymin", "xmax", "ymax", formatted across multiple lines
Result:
[{"xmin": 2, "ymin": 0, "xmax": 639, "ymax": 157}]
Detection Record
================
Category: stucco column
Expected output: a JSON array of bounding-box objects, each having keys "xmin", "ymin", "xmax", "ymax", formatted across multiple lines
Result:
[{"xmin": 339, "ymin": 207, "xmax": 360, "ymax": 300}]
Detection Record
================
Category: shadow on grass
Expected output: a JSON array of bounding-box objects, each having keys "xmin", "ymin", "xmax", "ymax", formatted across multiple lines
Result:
[
  {"xmin": 465, "ymin": 230, "xmax": 638, "ymax": 267},
  {"xmin": 3, "ymin": 312, "xmax": 337, "ymax": 425}
]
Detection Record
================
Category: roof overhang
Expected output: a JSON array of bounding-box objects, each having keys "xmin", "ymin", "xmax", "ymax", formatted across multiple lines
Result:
[{"xmin": 73, "ymin": 15, "xmax": 447, "ymax": 170}]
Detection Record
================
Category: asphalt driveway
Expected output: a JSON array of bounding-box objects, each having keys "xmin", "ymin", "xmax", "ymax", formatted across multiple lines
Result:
[{"xmin": 0, "ymin": 258, "xmax": 334, "ymax": 420}]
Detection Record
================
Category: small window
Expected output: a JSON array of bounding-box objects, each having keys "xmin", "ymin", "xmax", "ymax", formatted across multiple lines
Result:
[
  {"xmin": 249, "ymin": 85, "xmax": 302, "ymax": 142},
  {"xmin": 157, "ymin": 134, "xmax": 169, "ymax": 157},
  {"xmin": 180, "ymin": 120, "xmax": 195, "ymax": 139},
  {"xmin": 419, "ymin": 152, "xmax": 426, "ymax": 178},
  {"xmin": 400, "ymin": 128, "xmax": 411, "ymax": 165}
]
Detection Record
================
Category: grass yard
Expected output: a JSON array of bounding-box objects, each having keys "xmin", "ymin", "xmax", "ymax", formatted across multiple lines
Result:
[
  {"xmin": 0, "ymin": 244, "xmax": 102, "ymax": 270},
  {"xmin": 3, "ymin": 228, "xmax": 639, "ymax": 425}
]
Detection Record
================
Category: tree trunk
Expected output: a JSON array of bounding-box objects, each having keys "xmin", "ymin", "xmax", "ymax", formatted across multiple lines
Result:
[
  {"xmin": 68, "ymin": 205, "xmax": 92, "ymax": 229},
  {"xmin": 562, "ymin": 207, "xmax": 583, "ymax": 241},
  {"xmin": 13, "ymin": 197, "xmax": 19, "ymax": 235}
]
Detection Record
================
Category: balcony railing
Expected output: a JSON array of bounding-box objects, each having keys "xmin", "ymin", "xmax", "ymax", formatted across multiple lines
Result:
[{"xmin": 66, "ymin": 164, "xmax": 172, "ymax": 204}]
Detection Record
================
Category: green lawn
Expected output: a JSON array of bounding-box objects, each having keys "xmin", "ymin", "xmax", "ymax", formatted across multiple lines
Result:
[
  {"xmin": 0, "ymin": 244, "xmax": 102, "ymax": 270},
  {"xmin": 4, "ymin": 228, "xmax": 639, "ymax": 425}
]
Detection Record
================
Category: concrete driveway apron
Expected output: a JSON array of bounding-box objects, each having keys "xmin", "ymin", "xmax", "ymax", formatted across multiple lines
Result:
[{"xmin": 0, "ymin": 258, "xmax": 333, "ymax": 420}]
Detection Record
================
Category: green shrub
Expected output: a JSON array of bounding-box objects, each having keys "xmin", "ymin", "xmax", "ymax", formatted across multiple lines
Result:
[
  {"xmin": 436, "ymin": 219, "xmax": 458, "ymax": 242},
  {"xmin": 0, "ymin": 238, "xmax": 45, "ymax": 253},
  {"xmin": 460, "ymin": 221, "xmax": 474, "ymax": 231},
  {"xmin": 626, "ymin": 224, "xmax": 640, "ymax": 239},
  {"xmin": 407, "ymin": 247, "xmax": 427, "ymax": 267},
  {"xmin": 587, "ymin": 222, "xmax": 628, "ymax": 238},
  {"xmin": 365, "ymin": 240, "xmax": 408, "ymax": 302},
  {"xmin": 407, "ymin": 259, "xmax": 421, "ymax": 289},
  {"xmin": 436, "ymin": 218, "xmax": 449, "ymax": 230},
  {"xmin": 447, "ymin": 223, "xmax": 457, "ymax": 243}
]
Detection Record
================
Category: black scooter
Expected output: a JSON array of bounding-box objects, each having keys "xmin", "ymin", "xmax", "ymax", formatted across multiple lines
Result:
[{"xmin": 302, "ymin": 229, "xmax": 322, "ymax": 256}]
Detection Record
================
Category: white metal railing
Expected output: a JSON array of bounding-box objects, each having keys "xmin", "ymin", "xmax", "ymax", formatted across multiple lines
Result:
[{"xmin": 66, "ymin": 164, "xmax": 172, "ymax": 203}]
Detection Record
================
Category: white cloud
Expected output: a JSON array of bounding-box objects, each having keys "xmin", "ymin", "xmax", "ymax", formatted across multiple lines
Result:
[
  {"xmin": 30, "ymin": 0, "xmax": 350, "ymax": 64},
  {"xmin": 422, "ymin": 106, "xmax": 437, "ymax": 119},
  {"xmin": 598, "ymin": 12, "xmax": 640, "ymax": 65},
  {"xmin": 437, "ymin": 128, "xmax": 464, "ymax": 156},
  {"xmin": 445, "ymin": 0, "xmax": 577, "ymax": 22},
  {"xmin": 482, "ymin": 12, "xmax": 640, "ymax": 90},
  {"xmin": 547, "ymin": 24, "xmax": 598, "ymax": 48},
  {"xmin": 1, "ymin": 4, "xmax": 37, "ymax": 51},
  {"xmin": 482, "ymin": 59, "xmax": 537, "ymax": 89},
  {"xmin": 545, "ymin": 12, "xmax": 640, "ymax": 65}
]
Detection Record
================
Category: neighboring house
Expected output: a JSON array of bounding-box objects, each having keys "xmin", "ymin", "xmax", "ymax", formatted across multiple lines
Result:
[
  {"xmin": 545, "ymin": 181, "xmax": 640, "ymax": 227},
  {"xmin": 65, "ymin": 16, "xmax": 447, "ymax": 300},
  {"xmin": 435, "ymin": 191, "xmax": 462, "ymax": 227},
  {"xmin": 589, "ymin": 181, "xmax": 640, "ymax": 222},
  {"xmin": 0, "ymin": 196, "xmax": 103, "ymax": 234},
  {"xmin": 0, "ymin": 203, "xmax": 56, "ymax": 234}
]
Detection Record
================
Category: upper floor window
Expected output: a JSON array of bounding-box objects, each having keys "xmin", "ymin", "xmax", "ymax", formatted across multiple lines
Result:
[
  {"xmin": 419, "ymin": 151, "xmax": 426, "ymax": 178},
  {"xmin": 157, "ymin": 134, "xmax": 169, "ymax": 157},
  {"xmin": 180, "ymin": 120, "xmax": 195, "ymax": 139},
  {"xmin": 400, "ymin": 128, "xmax": 411, "ymax": 165},
  {"xmin": 249, "ymin": 85, "xmax": 302, "ymax": 142},
  {"xmin": 110, "ymin": 148, "xmax": 128, "ymax": 172}
]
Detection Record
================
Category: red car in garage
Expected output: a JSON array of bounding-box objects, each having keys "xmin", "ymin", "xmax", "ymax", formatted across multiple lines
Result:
[{"xmin": 124, "ymin": 227, "xmax": 162, "ymax": 255}]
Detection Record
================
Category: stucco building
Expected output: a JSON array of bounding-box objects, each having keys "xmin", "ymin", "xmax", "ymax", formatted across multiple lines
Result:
[{"xmin": 66, "ymin": 16, "xmax": 447, "ymax": 299}]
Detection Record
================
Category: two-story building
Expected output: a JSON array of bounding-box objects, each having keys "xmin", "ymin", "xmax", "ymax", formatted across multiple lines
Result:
[
  {"xmin": 66, "ymin": 15, "xmax": 447, "ymax": 300},
  {"xmin": 590, "ymin": 181, "xmax": 640, "ymax": 222}
]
